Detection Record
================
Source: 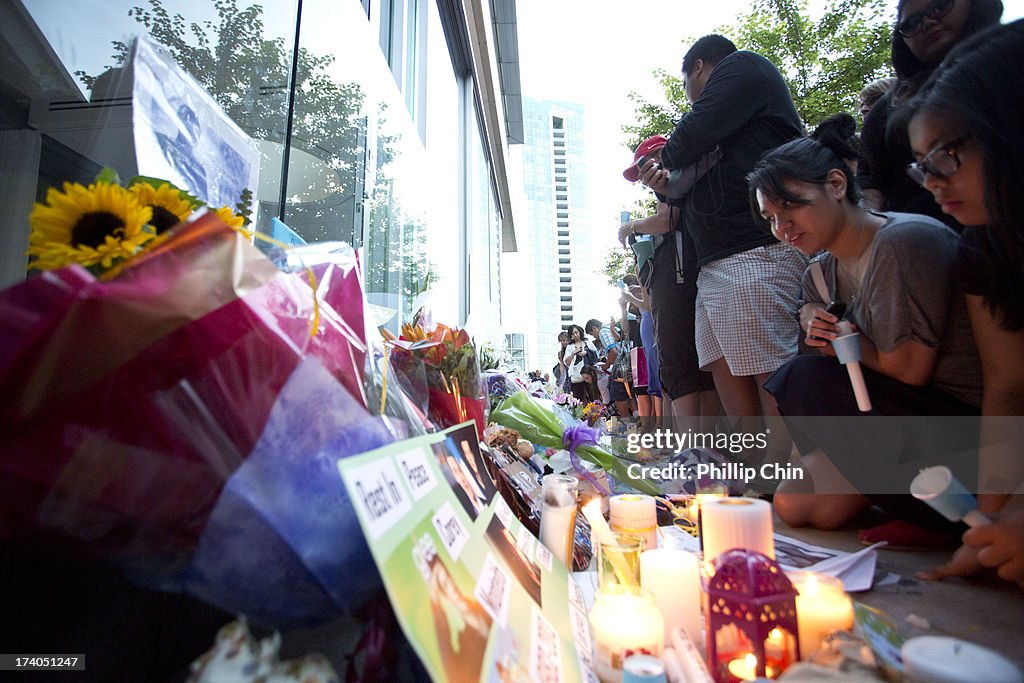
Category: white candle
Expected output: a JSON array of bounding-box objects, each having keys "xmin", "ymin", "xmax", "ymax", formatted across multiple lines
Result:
[
  {"xmin": 700, "ymin": 498, "xmax": 774, "ymax": 565},
  {"xmin": 610, "ymin": 494, "xmax": 659, "ymax": 550},
  {"xmin": 641, "ymin": 548, "xmax": 702, "ymax": 646},
  {"xmin": 726, "ymin": 653, "xmax": 776, "ymax": 681},
  {"xmin": 539, "ymin": 474, "xmax": 578, "ymax": 568},
  {"xmin": 789, "ymin": 572, "xmax": 853, "ymax": 660},
  {"xmin": 590, "ymin": 585, "xmax": 664, "ymax": 683},
  {"xmin": 902, "ymin": 636, "xmax": 1022, "ymax": 683}
]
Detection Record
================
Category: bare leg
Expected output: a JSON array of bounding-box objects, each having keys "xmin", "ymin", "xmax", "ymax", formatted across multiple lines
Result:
[
  {"xmin": 637, "ymin": 394, "xmax": 653, "ymax": 431},
  {"xmin": 615, "ymin": 400, "xmax": 631, "ymax": 419},
  {"xmin": 707, "ymin": 358, "xmax": 760, "ymax": 417},
  {"xmin": 698, "ymin": 389, "xmax": 721, "ymax": 432},
  {"xmin": 756, "ymin": 371, "xmax": 793, "ymax": 468},
  {"xmin": 774, "ymin": 448, "xmax": 869, "ymax": 529}
]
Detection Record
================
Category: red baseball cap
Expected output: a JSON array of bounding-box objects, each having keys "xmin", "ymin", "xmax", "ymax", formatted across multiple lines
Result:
[{"xmin": 623, "ymin": 135, "xmax": 668, "ymax": 182}]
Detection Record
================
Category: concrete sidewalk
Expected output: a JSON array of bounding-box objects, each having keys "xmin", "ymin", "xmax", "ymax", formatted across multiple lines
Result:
[{"xmin": 776, "ymin": 519, "xmax": 1024, "ymax": 671}]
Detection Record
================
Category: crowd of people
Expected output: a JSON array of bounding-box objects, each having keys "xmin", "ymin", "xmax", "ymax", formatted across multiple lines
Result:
[{"xmin": 574, "ymin": 1, "xmax": 1024, "ymax": 588}]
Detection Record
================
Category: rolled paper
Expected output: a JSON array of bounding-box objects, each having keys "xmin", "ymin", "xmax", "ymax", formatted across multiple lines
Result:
[
  {"xmin": 832, "ymin": 322, "xmax": 872, "ymax": 412},
  {"xmin": 660, "ymin": 648, "xmax": 686, "ymax": 683},
  {"xmin": 700, "ymin": 497, "xmax": 774, "ymax": 564},
  {"xmin": 641, "ymin": 548, "xmax": 702, "ymax": 647},
  {"xmin": 910, "ymin": 466, "xmax": 991, "ymax": 528},
  {"xmin": 670, "ymin": 626, "xmax": 715, "ymax": 683},
  {"xmin": 610, "ymin": 494, "xmax": 659, "ymax": 550},
  {"xmin": 902, "ymin": 636, "xmax": 1023, "ymax": 683}
]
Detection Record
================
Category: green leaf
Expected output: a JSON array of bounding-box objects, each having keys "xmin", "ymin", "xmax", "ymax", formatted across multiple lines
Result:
[{"xmin": 94, "ymin": 167, "xmax": 121, "ymax": 185}]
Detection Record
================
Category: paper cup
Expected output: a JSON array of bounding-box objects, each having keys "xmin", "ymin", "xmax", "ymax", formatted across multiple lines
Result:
[
  {"xmin": 831, "ymin": 332, "xmax": 862, "ymax": 364},
  {"xmin": 910, "ymin": 466, "xmax": 978, "ymax": 523}
]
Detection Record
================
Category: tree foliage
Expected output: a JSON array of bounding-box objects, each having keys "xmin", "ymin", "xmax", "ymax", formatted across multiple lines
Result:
[
  {"xmin": 623, "ymin": 0, "xmax": 893, "ymax": 148},
  {"xmin": 733, "ymin": 0, "xmax": 893, "ymax": 125},
  {"xmin": 600, "ymin": 245, "xmax": 635, "ymax": 288}
]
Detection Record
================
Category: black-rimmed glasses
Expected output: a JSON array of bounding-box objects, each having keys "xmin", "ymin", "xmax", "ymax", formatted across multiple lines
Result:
[
  {"xmin": 906, "ymin": 135, "xmax": 971, "ymax": 186},
  {"xmin": 897, "ymin": 0, "xmax": 955, "ymax": 38}
]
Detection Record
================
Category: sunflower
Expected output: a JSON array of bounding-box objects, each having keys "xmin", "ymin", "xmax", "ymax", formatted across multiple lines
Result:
[
  {"xmin": 129, "ymin": 182, "xmax": 197, "ymax": 233},
  {"xmin": 28, "ymin": 182, "xmax": 154, "ymax": 270},
  {"xmin": 213, "ymin": 205, "xmax": 246, "ymax": 229}
]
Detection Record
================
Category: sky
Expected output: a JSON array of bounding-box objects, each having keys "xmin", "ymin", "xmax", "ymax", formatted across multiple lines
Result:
[{"xmin": 514, "ymin": 0, "xmax": 1024, "ymax": 312}]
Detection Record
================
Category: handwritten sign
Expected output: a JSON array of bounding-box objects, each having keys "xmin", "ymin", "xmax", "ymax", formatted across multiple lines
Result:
[{"xmin": 341, "ymin": 457, "xmax": 411, "ymax": 539}]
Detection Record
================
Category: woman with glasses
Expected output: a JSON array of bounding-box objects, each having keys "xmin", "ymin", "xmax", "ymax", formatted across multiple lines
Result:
[
  {"xmin": 746, "ymin": 125, "xmax": 983, "ymax": 537},
  {"xmin": 906, "ymin": 20, "xmax": 1024, "ymax": 587},
  {"xmin": 857, "ymin": 0, "xmax": 1002, "ymax": 228}
]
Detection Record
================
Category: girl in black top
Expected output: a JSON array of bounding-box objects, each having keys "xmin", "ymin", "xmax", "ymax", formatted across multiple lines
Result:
[
  {"xmin": 857, "ymin": 0, "xmax": 1002, "ymax": 227},
  {"xmin": 907, "ymin": 20, "xmax": 1024, "ymax": 587}
]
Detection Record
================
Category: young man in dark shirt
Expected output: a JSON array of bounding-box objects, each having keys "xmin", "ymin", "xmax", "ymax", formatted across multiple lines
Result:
[{"xmin": 640, "ymin": 35, "xmax": 805, "ymax": 464}]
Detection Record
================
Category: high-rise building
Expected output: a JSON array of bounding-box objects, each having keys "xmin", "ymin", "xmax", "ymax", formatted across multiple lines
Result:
[{"xmin": 503, "ymin": 96, "xmax": 606, "ymax": 375}]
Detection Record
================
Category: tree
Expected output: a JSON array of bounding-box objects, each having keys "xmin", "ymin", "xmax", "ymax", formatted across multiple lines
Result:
[
  {"xmin": 623, "ymin": 0, "xmax": 892, "ymax": 147},
  {"xmin": 600, "ymin": 245, "xmax": 635, "ymax": 288},
  {"xmin": 733, "ymin": 0, "xmax": 892, "ymax": 125},
  {"xmin": 598, "ymin": 204, "xmax": 658, "ymax": 287}
]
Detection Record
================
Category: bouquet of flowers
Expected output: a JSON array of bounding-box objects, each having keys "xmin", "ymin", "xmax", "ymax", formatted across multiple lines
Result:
[
  {"xmin": 381, "ymin": 322, "xmax": 487, "ymax": 437},
  {"xmin": 1, "ymin": 197, "xmax": 399, "ymax": 629},
  {"xmin": 490, "ymin": 390, "xmax": 659, "ymax": 495}
]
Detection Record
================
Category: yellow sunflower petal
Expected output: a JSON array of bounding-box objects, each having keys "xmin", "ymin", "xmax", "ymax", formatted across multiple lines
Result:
[
  {"xmin": 214, "ymin": 206, "xmax": 246, "ymax": 229},
  {"xmin": 129, "ymin": 182, "xmax": 196, "ymax": 226},
  {"xmin": 27, "ymin": 181, "xmax": 152, "ymax": 272}
]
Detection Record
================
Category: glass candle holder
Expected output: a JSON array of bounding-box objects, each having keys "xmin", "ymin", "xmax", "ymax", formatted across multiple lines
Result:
[
  {"xmin": 539, "ymin": 474, "xmax": 578, "ymax": 568},
  {"xmin": 597, "ymin": 532, "xmax": 645, "ymax": 590},
  {"xmin": 590, "ymin": 584, "xmax": 664, "ymax": 683}
]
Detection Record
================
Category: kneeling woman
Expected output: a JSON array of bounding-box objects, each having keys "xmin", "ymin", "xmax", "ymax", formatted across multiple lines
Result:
[{"xmin": 747, "ymin": 123, "xmax": 983, "ymax": 536}]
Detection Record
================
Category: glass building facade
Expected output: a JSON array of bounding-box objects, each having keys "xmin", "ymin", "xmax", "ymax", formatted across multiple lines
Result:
[{"xmin": 0, "ymin": 0, "xmax": 521, "ymax": 334}]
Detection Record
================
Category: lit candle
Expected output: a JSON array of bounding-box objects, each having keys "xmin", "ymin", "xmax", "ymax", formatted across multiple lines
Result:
[
  {"xmin": 789, "ymin": 572, "xmax": 854, "ymax": 660},
  {"xmin": 589, "ymin": 585, "xmax": 664, "ymax": 683},
  {"xmin": 610, "ymin": 494, "xmax": 658, "ymax": 550},
  {"xmin": 764, "ymin": 627, "xmax": 787, "ymax": 662},
  {"xmin": 640, "ymin": 548, "xmax": 701, "ymax": 645},
  {"xmin": 726, "ymin": 653, "xmax": 775, "ymax": 681}
]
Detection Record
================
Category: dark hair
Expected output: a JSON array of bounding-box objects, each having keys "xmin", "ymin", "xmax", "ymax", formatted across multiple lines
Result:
[
  {"xmin": 585, "ymin": 319, "xmax": 603, "ymax": 334},
  {"xmin": 746, "ymin": 128, "xmax": 861, "ymax": 230},
  {"xmin": 891, "ymin": 0, "xmax": 1003, "ymax": 101},
  {"xmin": 566, "ymin": 324, "xmax": 586, "ymax": 341},
  {"xmin": 682, "ymin": 34, "xmax": 738, "ymax": 74},
  {"xmin": 812, "ymin": 113, "xmax": 860, "ymax": 162},
  {"xmin": 579, "ymin": 365, "xmax": 599, "ymax": 401},
  {"xmin": 907, "ymin": 19, "xmax": 1024, "ymax": 329}
]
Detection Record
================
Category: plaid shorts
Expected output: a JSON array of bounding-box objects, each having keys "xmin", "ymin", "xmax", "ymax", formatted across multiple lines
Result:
[{"xmin": 695, "ymin": 243, "xmax": 806, "ymax": 376}]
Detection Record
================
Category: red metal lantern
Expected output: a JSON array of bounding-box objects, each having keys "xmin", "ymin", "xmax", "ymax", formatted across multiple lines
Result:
[{"xmin": 705, "ymin": 549, "xmax": 800, "ymax": 681}]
